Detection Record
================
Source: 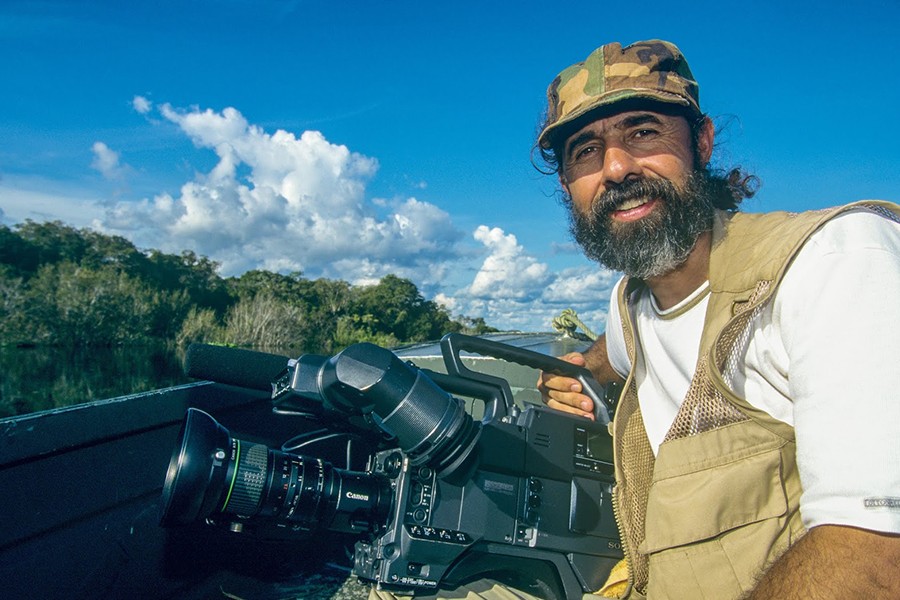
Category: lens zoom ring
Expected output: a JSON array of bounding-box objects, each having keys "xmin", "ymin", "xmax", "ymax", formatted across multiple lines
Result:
[{"xmin": 227, "ymin": 443, "xmax": 268, "ymax": 516}]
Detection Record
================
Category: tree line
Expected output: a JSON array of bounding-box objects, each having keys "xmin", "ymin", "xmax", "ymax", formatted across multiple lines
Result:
[{"xmin": 0, "ymin": 220, "xmax": 496, "ymax": 353}]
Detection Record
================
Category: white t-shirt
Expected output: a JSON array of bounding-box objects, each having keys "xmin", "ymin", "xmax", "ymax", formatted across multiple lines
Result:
[{"xmin": 605, "ymin": 209, "xmax": 900, "ymax": 533}]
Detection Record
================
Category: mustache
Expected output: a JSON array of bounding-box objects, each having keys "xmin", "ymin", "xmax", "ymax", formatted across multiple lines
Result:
[{"xmin": 591, "ymin": 178, "xmax": 679, "ymax": 216}]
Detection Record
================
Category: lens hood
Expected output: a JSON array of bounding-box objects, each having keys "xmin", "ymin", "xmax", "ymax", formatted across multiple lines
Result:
[{"xmin": 159, "ymin": 408, "xmax": 232, "ymax": 526}]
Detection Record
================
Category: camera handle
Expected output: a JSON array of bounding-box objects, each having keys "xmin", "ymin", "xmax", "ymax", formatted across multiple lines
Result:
[{"xmin": 440, "ymin": 333, "xmax": 611, "ymax": 425}]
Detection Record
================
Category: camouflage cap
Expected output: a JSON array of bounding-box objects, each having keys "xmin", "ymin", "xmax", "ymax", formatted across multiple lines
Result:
[{"xmin": 538, "ymin": 40, "xmax": 700, "ymax": 150}]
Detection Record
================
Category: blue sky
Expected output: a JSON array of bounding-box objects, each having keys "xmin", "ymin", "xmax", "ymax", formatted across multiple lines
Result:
[{"xmin": 2, "ymin": 0, "xmax": 899, "ymax": 332}]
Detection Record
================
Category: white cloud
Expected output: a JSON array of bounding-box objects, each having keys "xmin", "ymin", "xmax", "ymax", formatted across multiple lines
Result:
[
  {"xmin": 132, "ymin": 95, "xmax": 152, "ymax": 114},
  {"xmin": 430, "ymin": 225, "xmax": 616, "ymax": 333},
  {"xmin": 466, "ymin": 226, "xmax": 552, "ymax": 300},
  {"xmin": 102, "ymin": 102, "xmax": 464, "ymax": 281},
  {"xmin": 90, "ymin": 141, "xmax": 126, "ymax": 180},
  {"xmin": 434, "ymin": 292, "xmax": 457, "ymax": 312},
  {"xmin": 542, "ymin": 266, "xmax": 619, "ymax": 306},
  {"xmin": 539, "ymin": 265, "xmax": 620, "ymax": 332}
]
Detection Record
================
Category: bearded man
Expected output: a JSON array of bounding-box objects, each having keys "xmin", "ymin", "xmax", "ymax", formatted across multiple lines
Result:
[{"xmin": 537, "ymin": 40, "xmax": 900, "ymax": 599}]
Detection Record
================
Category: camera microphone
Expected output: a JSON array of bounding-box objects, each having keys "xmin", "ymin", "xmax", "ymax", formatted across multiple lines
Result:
[{"xmin": 184, "ymin": 344, "xmax": 290, "ymax": 391}]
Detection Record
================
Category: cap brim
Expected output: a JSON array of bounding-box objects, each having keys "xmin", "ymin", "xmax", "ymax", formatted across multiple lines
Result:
[{"xmin": 538, "ymin": 90, "xmax": 698, "ymax": 150}]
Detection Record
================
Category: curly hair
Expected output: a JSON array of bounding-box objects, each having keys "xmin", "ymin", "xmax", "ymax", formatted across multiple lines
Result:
[{"xmin": 533, "ymin": 108, "xmax": 758, "ymax": 211}]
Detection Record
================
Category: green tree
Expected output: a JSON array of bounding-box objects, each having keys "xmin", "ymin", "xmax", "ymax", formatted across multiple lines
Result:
[
  {"xmin": 344, "ymin": 275, "xmax": 461, "ymax": 345},
  {"xmin": 225, "ymin": 271, "xmax": 354, "ymax": 352},
  {"xmin": 222, "ymin": 292, "xmax": 306, "ymax": 349},
  {"xmin": 457, "ymin": 316, "xmax": 498, "ymax": 336},
  {"xmin": 0, "ymin": 266, "xmax": 27, "ymax": 344},
  {"xmin": 145, "ymin": 287, "xmax": 193, "ymax": 340},
  {"xmin": 0, "ymin": 219, "xmax": 498, "ymax": 350},
  {"xmin": 0, "ymin": 224, "xmax": 39, "ymax": 277},
  {"xmin": 12, "ymin": 221, "xmax": 91, "ymax": 271},
  {"xmin": 176, "ymin": 307, "xmax": 224, "ymax": 347},
  {"xmin": 333, "ymin": 314, "xmax": 401, "ymax": 349},
  {"xmin": 301, "ymin": 278, "xmax": 352, "ymax": 352},
  {"xmin": 23, "ymin": 263, "xmax": 162, "ymax": 346},
  {"xmin": 144, "ymin": 250, "xmax": 232, "ymax": 314},
  {"xmin": 79, "ymin": 229, "xmax": 148, "ymax": 273},
  {"xmin": 228, "ymin": 270, "xmax": 308, "ymax": 302}
]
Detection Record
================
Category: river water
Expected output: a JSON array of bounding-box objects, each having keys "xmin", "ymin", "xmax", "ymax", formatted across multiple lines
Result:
[{"xmin": 0, "ymin": 344, "xmax": 193, "ymax": 419}]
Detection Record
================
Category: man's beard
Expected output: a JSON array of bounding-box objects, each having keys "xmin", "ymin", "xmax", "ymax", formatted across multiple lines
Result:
[{"xmin": 565, "ymin": 171, "xmax": 717, "ymax": 279}]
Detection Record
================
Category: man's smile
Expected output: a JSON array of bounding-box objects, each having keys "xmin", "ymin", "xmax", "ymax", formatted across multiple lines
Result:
[{"xmin": 610, "ymin": 197, "xmax": 660, "ymax": 222}]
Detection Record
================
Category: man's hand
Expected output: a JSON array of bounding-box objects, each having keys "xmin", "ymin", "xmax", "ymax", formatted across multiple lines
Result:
[
  {"xmin": 537, "ymin": 352, "xmax": 597, "ymax": 419},
  {"xmin": 537, "ymin": 335, "xmax": 623, "ymax": 420}
]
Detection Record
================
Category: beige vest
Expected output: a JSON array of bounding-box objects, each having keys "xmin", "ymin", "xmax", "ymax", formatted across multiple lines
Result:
[{"xmin": 611, "ymin": 201, "xmax": 900, "ymax": 599}]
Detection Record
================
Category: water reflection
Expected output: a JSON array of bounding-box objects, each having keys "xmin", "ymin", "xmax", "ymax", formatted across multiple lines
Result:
[{"xmin": 0, "ymin": 345, "xmax": 192, "ymax": 419}]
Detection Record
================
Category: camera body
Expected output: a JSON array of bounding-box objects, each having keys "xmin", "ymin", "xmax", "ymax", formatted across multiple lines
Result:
[
  {"xmin": 161, "ymin": 334, "xmax": 622, "ymax": 599},
  {"xmin": 354, "ymin": 405, "xmax": 621, "ymax": 596}
]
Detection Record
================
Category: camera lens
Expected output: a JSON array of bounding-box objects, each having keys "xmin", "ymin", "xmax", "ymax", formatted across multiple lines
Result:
[
  {"xmin": 160, "ymin": 408, "xmax": 391, "ymax": 535},
  {"xmin": 327, "ymin": 343, "xmax": 481, "ymax": 480}
]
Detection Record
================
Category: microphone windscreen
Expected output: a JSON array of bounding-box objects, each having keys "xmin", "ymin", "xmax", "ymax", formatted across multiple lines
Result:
[{"xmin": 184, "ymin": 344, "xmax": 290, "ymax": 391}]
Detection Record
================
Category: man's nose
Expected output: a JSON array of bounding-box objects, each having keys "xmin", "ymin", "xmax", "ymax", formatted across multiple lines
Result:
[{"xmin": 600, "ymin": 145, "xmax": 641, "ymax": 186}]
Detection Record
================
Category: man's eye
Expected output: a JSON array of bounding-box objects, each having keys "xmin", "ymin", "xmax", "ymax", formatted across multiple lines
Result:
[
  {"xmin": 633, "ymin": 128, "xmax": 659, "ymax": 139},
  {"xmin": 574, "ymin": 145, "xmax": 598, "ymax": 160}
]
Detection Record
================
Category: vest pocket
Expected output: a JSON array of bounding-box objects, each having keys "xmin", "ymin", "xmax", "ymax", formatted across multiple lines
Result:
[{"xmin": 640, "ymin": 430, "xmax": 791, "ymax": 598}]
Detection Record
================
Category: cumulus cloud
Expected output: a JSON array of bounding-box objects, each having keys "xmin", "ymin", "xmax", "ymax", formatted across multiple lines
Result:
[
  {"xmin": 103, "ymin": 102, "xmax": 463, "ymax": 281},
  {"xmin": 466, "ymin": 226, "xmax": 552, "ymax": 300},
  {"xmin": 541, "ymin": 267, "xmax": 619, "ymax": 306},
  {"xmin": 539, "ymin": 265, "xmax": 620, "ymax": 331},
  {"xmin": 433, "ymin": 225, "xmax": 618, "ymax": 332}
]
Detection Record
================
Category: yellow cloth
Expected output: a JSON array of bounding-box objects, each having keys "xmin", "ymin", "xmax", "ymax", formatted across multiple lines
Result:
[{"xmin": 594, "ymin": 558, "xmax": 629, "ymax": 598}]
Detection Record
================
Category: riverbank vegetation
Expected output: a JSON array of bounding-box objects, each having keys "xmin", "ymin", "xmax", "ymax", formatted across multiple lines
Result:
[{"xmin": 0, "ymin": 220, "xmax": 495, "ymax": 353}]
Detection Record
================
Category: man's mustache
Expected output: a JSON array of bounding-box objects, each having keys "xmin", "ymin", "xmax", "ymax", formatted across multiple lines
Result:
[{"xmin": 591, "ymin": 178, "xmax": 678, "ymax": 216}]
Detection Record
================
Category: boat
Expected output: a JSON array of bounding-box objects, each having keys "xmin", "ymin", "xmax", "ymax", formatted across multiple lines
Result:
[{"xmin": 0, "ymin": 332, "xmax": 598, "ymax": 600}]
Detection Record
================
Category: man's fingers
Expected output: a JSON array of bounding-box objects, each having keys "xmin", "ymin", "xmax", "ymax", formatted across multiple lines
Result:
[
  {"xmin": 546, "ymin": 388, "xmax": 595, "ymax": 412},
  {"xmin": 546, "ymin": 398, "xmax": 594, "ymax": 420},
  {"xmin": 537, "ymin": 351, "xmax": 594, "ymax": 418},
  {"xmin": 559, "ymin": 352, "xmax": 587, "ymax": 366},
  {"xmin": 537, "ymin": 352, "xmax": 586, "ymax": 394},
  {"xmin": 539, "ymin": 373, "xmax": 582, "ymax": 394}
]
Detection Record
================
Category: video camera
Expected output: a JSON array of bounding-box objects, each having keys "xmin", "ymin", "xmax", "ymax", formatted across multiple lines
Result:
[{"xmin": 159, "ymin": 333, "xmax": 622, "ymax": 599}]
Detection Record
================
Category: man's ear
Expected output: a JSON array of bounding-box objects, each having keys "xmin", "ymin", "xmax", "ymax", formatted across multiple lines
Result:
[
  {"xmin": 558, "ymin": 173, "xmax": 569, "ymax": 194},
  {"xmin": 698, "ymin": 116, "xmax": 714, "ymax": 166}
]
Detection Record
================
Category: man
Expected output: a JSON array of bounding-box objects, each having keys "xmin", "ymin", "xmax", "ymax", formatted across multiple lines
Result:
[{"xmin": 537, "ymin": 40, "xmax": 900, "ymax": 598}]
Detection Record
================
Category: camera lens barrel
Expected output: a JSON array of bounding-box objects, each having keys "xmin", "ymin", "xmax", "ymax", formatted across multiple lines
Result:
[
  {"xmin": 221, "ymin": 440, "xmax": 267, "ymax": 517},
  {"xmin": 160, "ymin": 409, "xmax": 391, "ymax": 535}
]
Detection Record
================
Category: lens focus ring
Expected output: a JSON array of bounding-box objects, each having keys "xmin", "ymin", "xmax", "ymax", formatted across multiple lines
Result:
[{"xmin": 226, "ymin": 443, "xmax": 268, "ymax": 517}]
